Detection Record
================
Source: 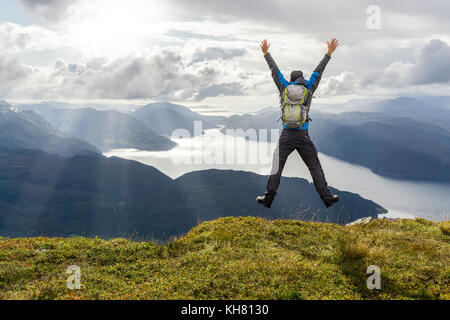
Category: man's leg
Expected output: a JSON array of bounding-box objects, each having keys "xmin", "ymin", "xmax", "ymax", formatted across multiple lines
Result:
[
  {"xmin": 295, "ymin": 132, "xmax": 331, "ymax": 199},
  {"xmin": 266, "ymin": 130, "xmax": 295, "ymax": 196},
  {"xmin": 257, "ymin": 130, "xmax": 295, "ymax": 208}
]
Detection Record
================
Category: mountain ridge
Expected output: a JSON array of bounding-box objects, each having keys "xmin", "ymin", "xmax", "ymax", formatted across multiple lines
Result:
[
  {"xmin": 0, "ymin": 101, "xmax": 99, "ymax": 157},
  {"xmin": 0, "ymin": 148, "xmax": 385, "ymax": 240},
  {"xmin": 18, "ymin": 103, "xmax": 176, "ymax": 152},
  {"xmin": 133, "ymin": 102, "xmax": 226, "ymax": 137}
]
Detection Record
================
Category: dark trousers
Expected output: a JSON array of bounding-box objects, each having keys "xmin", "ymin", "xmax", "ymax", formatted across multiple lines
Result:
[{"xmin": 266, "ymin": 129, "xmax": 331, "ymax": 199}]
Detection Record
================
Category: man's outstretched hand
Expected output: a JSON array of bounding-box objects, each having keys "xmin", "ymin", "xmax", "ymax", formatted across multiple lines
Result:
[
  {"xmin": 327, "ymin": 38, "xmax": 339, "ymax": 56},
  {"xmin": 260, "ymin": 39, "xmax": 270, "ymax": 55}
]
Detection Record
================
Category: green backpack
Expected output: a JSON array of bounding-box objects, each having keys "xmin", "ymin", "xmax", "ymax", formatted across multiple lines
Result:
[{"xmin": 280, "ymin": 84, "xmax": 309, "ymax": 129}]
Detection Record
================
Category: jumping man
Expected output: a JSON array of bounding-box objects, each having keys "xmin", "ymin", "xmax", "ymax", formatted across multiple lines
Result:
[{"xmin": 257, "ymin": 38, "xmax": 340, "ymax": 208}]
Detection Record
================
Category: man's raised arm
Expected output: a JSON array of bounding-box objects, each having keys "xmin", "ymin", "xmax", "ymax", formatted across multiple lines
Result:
[
  {"xmin": 260, "ymin": 39, "xmax": 288, "ymax": 93},
  {"xmin": 307, "ymin": 38, "xmax": 339, "ymax": 93}
]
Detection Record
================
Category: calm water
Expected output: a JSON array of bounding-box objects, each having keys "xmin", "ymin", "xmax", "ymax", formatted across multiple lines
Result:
[{"xmin": 105, "ymin": 128, "xmax": 450, "ymax": 222}]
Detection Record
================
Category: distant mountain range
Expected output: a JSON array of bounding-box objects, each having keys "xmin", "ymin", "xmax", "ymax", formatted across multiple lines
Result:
[
  {"xmin": 416, "ymin": 96, "xmax": 450, "ymax": 110},
  {"xmin": 0, "ymin": 101, "xmax": 99, "ymax": 157},
  {"xmin": 133, "ymin": 102, "xmax": 227, "ymax": 136},
  {"xmin": 0, "ymin": 148, "xmax": 385, "ymax": 240},
  {"xmin": 18, "ymin": 103, "xmax": 176, "ymax": 152},
  {"xmin": 313, "ymin": 96, "xmax": 450, "ymax": 115},
  {"xmin": 353, "ymin": 97, "xmax": 450, "ymax": 130},
  {"xmin": 13, "ymin": 96, "xmax": 450, "ymax": 181},
  {"xmin": 314, "ymin": 119, "xmax": 450, "ymax": 180},
  {"xmin": 221, "ymin": 97, "xmax": 450, "ymax": 181}
]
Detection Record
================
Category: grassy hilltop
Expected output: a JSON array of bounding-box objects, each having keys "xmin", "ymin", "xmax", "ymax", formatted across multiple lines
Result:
[{"xmin": 0, "ymin": 217, "xmax": 449, "ymax": 300}]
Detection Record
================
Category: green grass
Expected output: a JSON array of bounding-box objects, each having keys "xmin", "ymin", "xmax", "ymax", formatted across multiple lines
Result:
[
  {"xmin": 0, "ymin": 217, "xmax": 449, "ymax": 300},
  {"xmin": 440, "ymin": 220, "xmax": 450, "ymax": 236}
]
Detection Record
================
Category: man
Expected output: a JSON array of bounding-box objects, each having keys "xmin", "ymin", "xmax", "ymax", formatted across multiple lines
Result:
[{"xmin": 257, "ymin": 38, "xmax": 340, "ymax": 209}]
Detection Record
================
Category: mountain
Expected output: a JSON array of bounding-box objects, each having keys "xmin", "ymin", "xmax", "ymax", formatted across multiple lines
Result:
[
  {"xmin": 346, "ymin": 97, "xmax": 450, "ymax": 129},
  {"xmin": 0, "ymin": 101, "xmax": 99, "ymax": 157},
  {"xmin": 23, "ymin": 100, "xmax": 144, "ymax": 113},
  {"xmin": 308, "ymin": 112, "xmax": 450, "ymax": 180},
  {"xmin": 220, "ymin": 109, "xmax": 280, "ymax": 142},
  {"xmin": 221, "ymin": 108, "xmax": 450, "ymax": 181},
  {"xmin": 172, "ymin": 169, "xmax": 383, "ymax": 223},
  {"xmin": 416, "ymin": 96, "xmax": 450, "ymax": 110},
  {"xmin": 18, "ymin": 103, "xmax": 176, "ymax": 152},
  {"xmin": 133, "ymin": 102, "xmax": 226, "ymax": 136},
  {"xmin": 136, "ymin": 107, "xmax": 208, "ymax": 136},
  {"xmin": 309, "ymin": 98, "xmax": 383, "ymax": 114},
  {"xmin": 224, "ymin": 111, "xmax": 279, "ymax": 131},
  {"xmin": 1, "ymin": 217, "xmax": 448, "ymax": 300},
  {"xmin": 315, "ymin": 121, "xmax": 450, "ymax": 180},
  {"xmin": 313, "ymin": 96, "xmax": 450, "ymax": 117},
  {"xmin": 0, "ymin": 148, "xmax": 385, "ymax": 240},
  {"xmin": 0, "ymin": 148, "xmax": 176, "ymax": 239}
]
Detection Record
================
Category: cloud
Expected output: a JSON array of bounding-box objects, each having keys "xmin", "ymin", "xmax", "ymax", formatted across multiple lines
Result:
[
  {"xmin": 0, "ymin": 57, "xmax": 31, "ymax": 96},
  {"xmin": 320, "ymin": 71, "xmax": 360, "ymax": 96},
  {"xmin": 308, "ymin": 39, "xmax": 450, "ymax": 98},
  {"xmin": 18, "ymin": 0, "xmax": 80, "ymax": 22},
  {"xmin": 0, "ymin": 47, "xmax": 246, "ymax": 101},
  {"xmin": 4, "ymin": 0, "xmax": 450, "ymax": 105},
  {"xmin": 410, "ymin": 39, "xmax": 450, "ymax": 85},
  {"xmin": 377, "ymin": 61, "xmax": 414, "ymax": 87},
  {"xmin": 373, "ymin": 39, "xmax": 450, "ymax": 88},
  {"xmin": 165, "ymin": 0, "xmax": 450, "ymax": 42},
  {"xmin": 0, "ymin": 23, "xmax": 64, "ymax": 53},
  {"xmin": 165, "ymin": 29, "xmax": 237, "ymax": 42},
  {"xmin": 192, "ymin": 47, "xmax": 247, "ymax": 62},
  {"xmin": 4, "ymin": 38, "xmax": 443, "ymax": 101},
  {"xmin": 196, "ymin": 82, "xmax": 244, "ymax": 100}
]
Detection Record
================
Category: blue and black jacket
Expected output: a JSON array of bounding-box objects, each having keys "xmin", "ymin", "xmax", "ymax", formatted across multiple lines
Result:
[{"xmin": 264, "ymin": 52, "xmax": 331, "ymax": 130}]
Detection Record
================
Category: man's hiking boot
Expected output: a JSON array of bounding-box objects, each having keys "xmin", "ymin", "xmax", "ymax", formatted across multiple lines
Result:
[
  {"xmin": 256, "ymin": 192, "xmax": 275, "ymax": 208},
  {"xmin": 322, "ymin": 194, "xmax": 339, "ymax": 208}
]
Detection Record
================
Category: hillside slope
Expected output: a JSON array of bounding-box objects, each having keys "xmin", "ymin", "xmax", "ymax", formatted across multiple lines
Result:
[
  {"xmin": 0, "ymin": 101, "xmax": 99, "ymax": 157},
  {"xmin": 316, "ymin": 122, "xmax": 450, "ymax": 180},
  {"xmin": 133, "ymin": 102, "xmax": 226, "ymax": 137},
  {"xmin": 1, "ymin": 217, "xmax": 448, "ymax": 300},
  {"xmin": 0, "ymin": 149, "xmax": 385, "ymax": 240},
  {"xmin": 18, "ymin": 104, "xmax": 176, "ymax": 151},
  {"xmin": 355, "ymin": 97, "xmax": 450, "ymax": 129}
]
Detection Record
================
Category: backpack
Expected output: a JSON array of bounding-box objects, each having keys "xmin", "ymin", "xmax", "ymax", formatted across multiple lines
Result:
[{"xmin": 280, "ymin": 84, "xmax": 309, "ymax": 129}]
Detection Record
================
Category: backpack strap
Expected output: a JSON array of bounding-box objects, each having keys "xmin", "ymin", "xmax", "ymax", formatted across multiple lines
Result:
[
  {"xmin": 281, "ymin": 86, "xmax": 288, "ymax": 107},
  {"xmin": 294, "ymin": 105, "xmax": 301, "ymax": 121},
  {"xmin": 301, "ymin": 87, "xmax": 307, "ymax": 104}
]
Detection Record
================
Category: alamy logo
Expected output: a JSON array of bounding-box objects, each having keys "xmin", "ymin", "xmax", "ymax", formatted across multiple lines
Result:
[
  {"xmin": 366, "ymin": 265, "xmax": 381, "ymax": 290},
  {"xmin": 170, "ymin": 121, "xmax": 279, "ymax": 172},
  {"xmin": 66, "ymin": 265, "xmax": 81, "ymax": 290},
  {"xmin": 366, "ymin": 5, "xmax": 381, "ymax": 30}
]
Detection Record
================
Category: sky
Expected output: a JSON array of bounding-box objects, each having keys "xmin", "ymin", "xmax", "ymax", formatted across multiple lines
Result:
[{"xmin": 1, "ymin": 0, "xmax": 449, "ymax": 113}]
